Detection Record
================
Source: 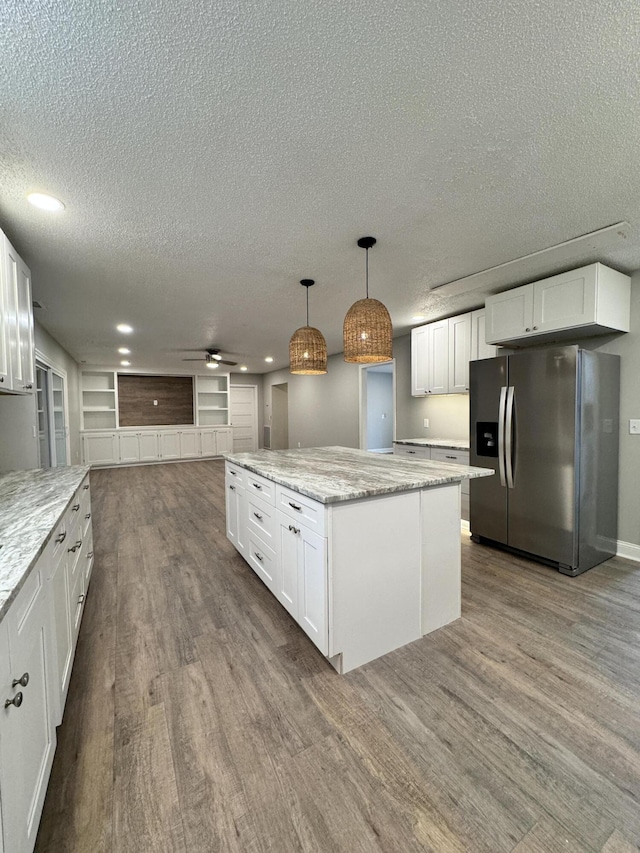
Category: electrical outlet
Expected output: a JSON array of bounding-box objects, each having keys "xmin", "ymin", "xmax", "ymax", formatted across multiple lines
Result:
[
  {"xmin": 153, "ymin": 399, "xmax": 158, "ymax": 406},
  {"xmin": 630, "ymin": 419, "xmax": 640, "ymax": 434},
  {"xmin": 423, "ymin": 418, "xmax": 430, "ymax": 428}
]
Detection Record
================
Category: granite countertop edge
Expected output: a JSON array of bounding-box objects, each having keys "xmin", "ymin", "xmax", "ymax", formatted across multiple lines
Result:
[
  {"xmin": 223, "ymin": 446, "xmax": 493, "ymax": 505},
  {"xmin": 0, "ymin": 466, "xmax": 91, "ymax": 623},
  {"xmin": 393, "ymin": 438, "xmax": 470, "ymax": 450}
]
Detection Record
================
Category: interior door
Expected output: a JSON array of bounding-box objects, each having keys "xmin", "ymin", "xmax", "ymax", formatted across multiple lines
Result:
[
  {"xmin": 230, "ymin": 385, "xmax": 259, "ymax": 452},
  {"xmin": 506, "ymin": 347, "xmax": 578, "ymax": 565}
]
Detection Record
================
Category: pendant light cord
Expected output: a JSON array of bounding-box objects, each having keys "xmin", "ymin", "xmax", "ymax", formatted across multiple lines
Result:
[
  {"xmin": 365, "ymin": 248, "xmax": 369, "ymax": 299},
  {"xmin": 306, "ymin": 285, "xmax": 309, "ymax": 326}
]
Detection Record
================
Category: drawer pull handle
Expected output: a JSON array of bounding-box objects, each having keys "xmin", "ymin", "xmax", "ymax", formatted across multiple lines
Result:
[
  {"xmin": 78, "ymin": 594, "xmax": 85, "ymax": 604},
  {"xmin": 4, "ymin": 692, "xmax": 23, "ymax": 709},
  {"xmin": 252, "ymin": 482, "xmax": 262, "ymax": 490},
  {"xmin": 83, "ymin": 484, "xmax": 90, "ymax": 490},
  {"xmin": 253, "ymin": 512, "xmax": 263, "ymax": 521},
  {"xmin": 55, "ymin": 531, "xmax": 67, "ymax": 544},
  {"xmin": 254, "ymin": 552, "xmax": 264, "ymax": 562},
  {"xmin": 525, "ymin": 327, "xmax": 531, "ymax": 332},
  {"xmin": 288, "ymin": 525, "xmax": 300, "ymax": 535},
  {"xmin": 85, "ymin": 513, "xmax": 91, "ymax": 520},
  {"xmin": 407, "ymin": 450, "xmax": 416, "ymax": 454},
  {"xmin": 289, "ymin": 502, "xmax": 302, "ymax": 512},
  {"xmin": 229, "ymin": 470, "xmax": 237, "ymax": 476},
  {"xmin": 229, "ymin": 484, "xmax": 236, "ymax": 491},
  {"xmin": 445, "ymin": 455, "xmax": 456, "ymax": 460},
  {"xmin": 87, "ymin": 552, "xmax": 94, "ymax": 559},
  {"xmin": 67, "ymin": 540, "xmax": 82, "ymax": 553},
  {"xmin": 0, "ymin": 377, "xmax": 3, "ymax": 383},
  {"xmin": 72, "ymin": 503, "xmax": 80, "ymax": 512},
  {"xmin": 12, "ymin": 673, "xmax": 29, "ymax": 689}
]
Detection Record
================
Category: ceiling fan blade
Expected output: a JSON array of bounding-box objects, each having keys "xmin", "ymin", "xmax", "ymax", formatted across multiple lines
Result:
[
  {"xmin": 219, "ymin": 359, "xmax": 238, "ymax": 366},
  {"xmin": 181, "ymin": 358, "xmax": 206, "ymax": 361}
]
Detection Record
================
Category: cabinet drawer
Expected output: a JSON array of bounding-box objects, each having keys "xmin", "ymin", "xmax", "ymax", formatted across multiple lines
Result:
[
  {"xmin": 247, "ymin": 495, "xmax": 277, "ymax": 546},
  {"xmin": 246, "ymin": 532, "xmax": 277, "ymax": 593},
  {"xmin": 225, "ymin": 461, "xmax": 247, "ymax": 487},
  {"xmin": 430, "ymin": 448, "xmax": 470, "ymax": 495},
  {"xmin": 276, "ymin": 486, "xmax": 325, "ymax": 536},
  {"xmin": 245, "ymin": 471, "xmax": 276, "ymax": 505},
  {"xmin": 393, "ymin": 444, "xmax": 431, "ymax": 459}
]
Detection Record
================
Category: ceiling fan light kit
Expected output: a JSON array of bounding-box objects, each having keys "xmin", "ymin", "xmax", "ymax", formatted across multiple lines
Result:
[
  {"xmin": 289, "ymin": 279, "xmax": 328, "ymax": 374},
  {"xmin": 343, "ymin": 237, "xmax": 393, "ymax": 363}
]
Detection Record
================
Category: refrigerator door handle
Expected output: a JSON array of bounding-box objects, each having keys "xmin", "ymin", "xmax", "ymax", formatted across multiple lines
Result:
[
  {"xmin": 505, "ymin": 385, "xmax": 515, "ymax": 488},
  {"xmin": 498, "ymin": 386, "xmax": 507, "ymax": 487}
]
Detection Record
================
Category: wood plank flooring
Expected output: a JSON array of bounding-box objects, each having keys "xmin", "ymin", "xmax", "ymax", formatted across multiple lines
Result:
[{"xmin": 35, "ymin": 460, "xmax": 640, "ymax": 852}]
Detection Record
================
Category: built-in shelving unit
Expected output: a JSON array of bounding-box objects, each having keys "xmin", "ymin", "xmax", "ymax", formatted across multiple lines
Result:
[
  {"xmin": 196, "ymin": 374, "xmax": 229, "ymax": 426},
  {"xmin": 81, "ymin": 371, "xmax": 118, "ymax": 430}
]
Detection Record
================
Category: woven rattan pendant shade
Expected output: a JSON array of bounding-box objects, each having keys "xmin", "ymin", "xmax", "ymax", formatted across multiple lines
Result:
[
  {"xmin": 289, "ymin": 280, "xmax": 327, "ymax": 374},
  {"xmin": 343, "ymin": 237, "xmax": 393, "ymax": 363}
]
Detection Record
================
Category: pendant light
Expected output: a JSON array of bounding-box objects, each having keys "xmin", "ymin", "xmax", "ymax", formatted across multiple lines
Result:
[
  {"xmin": 289, "ymin": 279, "xmax": 328, "ymax": 374},
  {"xmin": 343, "ymin": 236, "xmax": 392, "ymax": 363}
]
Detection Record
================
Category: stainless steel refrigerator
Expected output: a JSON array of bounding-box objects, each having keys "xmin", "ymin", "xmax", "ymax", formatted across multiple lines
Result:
[{"xmin": 469, "ymin": 345, "xmax": 620, "ymax": 575}]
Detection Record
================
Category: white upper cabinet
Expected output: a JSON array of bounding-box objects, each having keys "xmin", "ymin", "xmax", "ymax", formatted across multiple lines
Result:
[
  {"xmin": 485, "ymin": 263, "xmax": 631, "ymax": 346},
  {"xmin": 412, "ymin": 313, "xmax": 472, "ymax": 396},
  {"xmin": 470, "ymin": 309, "xmax": 498, "ymax": 361},
  {"xmin": 1, "ymin": 233, "xmax": 35, "ymax": 394}
]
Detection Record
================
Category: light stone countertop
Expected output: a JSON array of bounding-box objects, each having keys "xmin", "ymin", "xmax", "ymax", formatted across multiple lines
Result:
[
  {"xmin": 393, "ymin": 438, "xmax": 470, "ymax": 450},
  {"xmin": 0, "ymin": 465, "xmax": 90, "ymax": 622},
  {"xmin": 223, "ymin": 446, "xmax": 492, "ymax": 504}
]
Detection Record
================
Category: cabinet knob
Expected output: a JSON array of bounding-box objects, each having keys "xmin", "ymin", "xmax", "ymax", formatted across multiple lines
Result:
[
  {"xmin": 12, "ymin": 672, "xmax": 29, "ymax": 688},
  {"xmin": 85, "ymin": 513, "xmax": 91, "ymax": 519},
  {"xmin": 525, "ymin": 327, "xmax": 531, "ymax": 332},
  {"xmin": 23, "ymin": 383, "xmax": 33, "ymax": 390},
  {"xmin": 83, "ymin": 484, "xmax": 90, "ymax": 490},
  {"xmin": 4, "ymin": 692, "xmax": 23, "ymax": 709},
  {"xmin": 0, "ymin": 377, "xmax": 4, "ymax": 383},
  {"xmin": 288, "ymin": 525, "xmax": 300, "ymax": 535},
  {"xmin": 533, "ymin": 325, "xmax": 538, "ymax": 330}
]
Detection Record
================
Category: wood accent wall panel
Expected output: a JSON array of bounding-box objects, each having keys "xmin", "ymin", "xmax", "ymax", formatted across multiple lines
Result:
[{"xmin": 117, "ymin": 375, "xmax": 194, "ymax": 427}]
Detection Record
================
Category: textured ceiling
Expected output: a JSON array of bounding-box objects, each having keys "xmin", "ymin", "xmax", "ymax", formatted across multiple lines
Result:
[{"xmin": 1, "ymin": 0, "xmax": 640, "ymax": 373}]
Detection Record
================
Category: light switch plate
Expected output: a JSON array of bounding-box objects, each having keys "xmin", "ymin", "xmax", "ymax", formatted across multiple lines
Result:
[{"xmin": 630, "ymin": 419, "xmax": 640, "ymax": 434}]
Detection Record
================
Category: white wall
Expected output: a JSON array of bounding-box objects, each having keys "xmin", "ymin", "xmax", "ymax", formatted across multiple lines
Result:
[{"xmin": 0, "ymin": 321, "xmax": 82, "ymax": 472}]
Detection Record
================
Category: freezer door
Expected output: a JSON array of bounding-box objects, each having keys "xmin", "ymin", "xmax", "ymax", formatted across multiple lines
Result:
[
  {"xmin": 507, "ymin": 347, "xmax": 578, "ymax": 565},
  {"xmin": 469, "ymin": 356, "xmax": 507, "ymax": 543}
]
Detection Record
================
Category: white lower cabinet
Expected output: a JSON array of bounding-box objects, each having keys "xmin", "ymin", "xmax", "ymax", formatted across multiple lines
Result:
[
  {"xmin": 0, "ymin": 565, "xmax": 56, "ymax": 853},
  {"xmin": 225, "ymin": 464, "xmax": 247, "ymax": 558},
  {"xmin": 118, "ymin": 432, "xmax": 140, "ymax": 464},
  {"xmin": 200, "ymin": 429, "xmax": 217, "ymax": 457},
  {"xmin": 83, "ymin": 427, "xmax": 232, "ymax": 465},
  {"xmin": 159, "ymin": 430, "xmax": 180, "ymax": 460},
  {"xmin": 139, "ymin": 431, "xmax": 160, "ymax": 462},
  {"xmin": 82, "ymin": 432, "xmax": 119, "ymax": 466},
  {"xmin": 393, "ymin": 444, "xmax": 431, "ymax": 459},
  {"xmin": 215, "ymin": 428, "xmax": 232, "ymax": 454},
  {"xmin": 178, "ymin": 430, "xmax": 200, "ymax": 458},
  {"xmin": 277, "ymin": 514, "xmax": 327, "ymax": 654}
]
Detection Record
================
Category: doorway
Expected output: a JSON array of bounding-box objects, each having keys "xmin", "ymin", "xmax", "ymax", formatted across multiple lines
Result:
[
  {"xmin": 230, "ymin": 384, "xmax": 259, "ymax": 452},
  {"xmin": 35, "ymin": 360, "xmax": 69, "ymax": 467},
  {"xmin": 271, "ymin": 383, "xmax": 289, "ymax": 450},
  {"xmin": 359, "ymin": 361, "xmax": 395, "ymax": 452}
]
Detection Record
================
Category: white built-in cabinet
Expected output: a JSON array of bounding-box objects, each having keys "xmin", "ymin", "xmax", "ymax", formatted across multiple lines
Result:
[
  {"xmin": 484, "ymin": 263, "xmax": 631, "ymax": 346},
  {"xmin": 80, "ymin": 370, "xmax": 232, "ymax": 466},
  {"xmin": 392, "ymin": 444, "xmax": 470, "ymax": 521},
  {"xmin": 0, "ymin": 230, "xmax": 35, "ymax": 395},
  {"xmin": 0, "ymin": 474, "xmax": 93, "ymax": 853},
  {"xmin": 411, "ymin": 308, "xmax": 496, "ymax": 397}
]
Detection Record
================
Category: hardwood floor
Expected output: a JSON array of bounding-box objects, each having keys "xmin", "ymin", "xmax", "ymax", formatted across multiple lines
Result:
[{"xmin": 35, "ymin": 460, "xmax": 640, "ymax": 852}]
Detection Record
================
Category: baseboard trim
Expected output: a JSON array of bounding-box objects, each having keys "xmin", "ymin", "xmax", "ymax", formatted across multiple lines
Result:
[{"xmin": 617, "ymin": 540, "xmax": 640, "ymax": 563}]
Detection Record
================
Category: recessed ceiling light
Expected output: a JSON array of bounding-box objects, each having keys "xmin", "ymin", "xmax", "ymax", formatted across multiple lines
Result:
[
  {"xmin": 240, "ymin": 366, "xmax": 248, "ymax": 371},
  {"xmin": 206, "ymin": 362, "xmax": 219, "ymax": 369},
  {"xmin": 412, "ymin": 314, "xmax": 426, "ymax": 322},
  {"xmin": 120, "ymin": 360, "xmax": 131, "ymax": 366},
  {"xmin": 116, "ymin": 324, "xmax": 133, "ymax": 334},
  {"xmin": 265, "ymin": 357, "xmax": 274, "ymax": 363},
  {"xmin": 27, "ymin": 192, "xmax": 65, "ymax": 212},
  {"xmin": 118, "ymin": 347, "xmax": 131, "ymax": 355}
]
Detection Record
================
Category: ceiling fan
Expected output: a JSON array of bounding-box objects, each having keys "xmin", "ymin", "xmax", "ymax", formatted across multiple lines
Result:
[{"xmin": 181, "ymin": 347, "xmax": 238, "ymax": 366}]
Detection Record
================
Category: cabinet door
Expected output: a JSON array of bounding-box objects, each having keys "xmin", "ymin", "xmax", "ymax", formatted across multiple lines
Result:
[
  {"xmin": 67, "ymin": 542, "xmax": 86, "ymax": 645},
  {"xmin": 119, "ymin": 433, "xmax": 140, "ymax": 464},
  {"xmin": 200, "ymin": 429, "xmax": 217, "ymax": 457},
  {"xmin": 427, "ymin": 319, "xmax": 449, "ymax": 394},
  {"xmin": 215, "ymin": 428, "xmax": 233, "ymax": 454},
  {"xmin": 297, "ymin": 526, "xmax": 328, "ymax": 655},
  {"xmin": 393, "ymin": 445, "xmax": 431, "ymax": 459},
  {"xmin": 485, "ymin": 285, "xmax": 534, "ymax": 343},
  {"xmin": 82, "ymin": 432, "xmax": 119, "ymax": 465},
  {"xmin": 159, "ymin": 431, "xmax": 180, "ymax": 460},
  {"xmin": 410, "ymin": 326, "xmax": 428, "ymax": 396},
  {"xmin": 138, "ymin": 431, "xmax": 160, "ymax": 461},
  {"xmin": 470, "ymin": 309, "xmax": 498, "ymax": 360},
  {"xmin": 225, "ymin": 482, "xmax": 246, "ymax": 556},
  {"xmin": 17, "ymin": 256, "xmax": 35, "ymax": 392},
  {"xmin": 48, "ymin": 552, "xmax": 73, "ymax": 725},
  {"xmin": 0, "ymin": 237, "xmax": 11, "ymax": 387},
  {"xmin": 1, "ymin": 568, "xmax": 56, "ymax": 853},
  {"xmin": 448, "ymin": 313, "xmax": 471, "ymax": 393},
  {"xmin": 4, "ymin": 237, "xmax": 21, "ymax": 391},
  {"xmin": 276, "ymin": 515, "xmax": 299, "ymax": 619},
  {"xmin": 532, "ymin": 267, "xmax": 597, "ymax": 332},
  {"xmin": 179, "ymin": 430, "xmax": 200, "ymax": 459}
]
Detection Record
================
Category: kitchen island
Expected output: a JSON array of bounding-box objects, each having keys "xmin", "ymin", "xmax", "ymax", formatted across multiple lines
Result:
[{"xmin": 224, "ymin": 446, "xmax": 492, "ymax": 673}]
